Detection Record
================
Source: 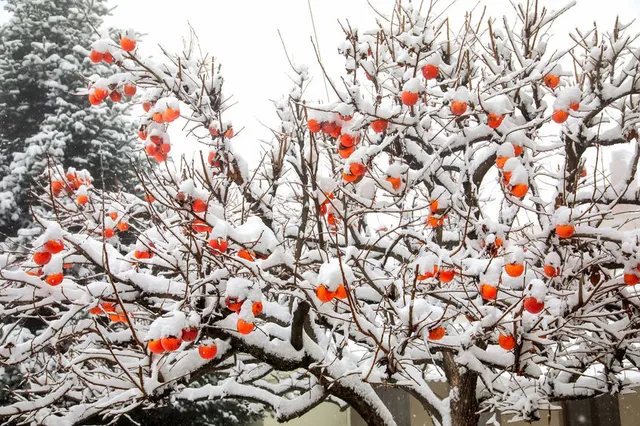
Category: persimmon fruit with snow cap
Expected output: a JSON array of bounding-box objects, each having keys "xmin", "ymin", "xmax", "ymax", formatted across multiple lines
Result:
[
  {"xmin": 120, "ymin": 37, "xmax": 136, "ymax": 52},
  {"xmin": 208, "ymin": 238, "xmax": 228, "ymax": 254},
  {"xmin": 191, "ymin": 220, "xmax": 212, "ymax": 233},
  {"xmin": 51, "ymin": 181, "xmax": 64, "ymax": 196},
  {"xmin": 338, "ymin": 145, "xmax": 355, "ymax": 158},
  {"xmin": 480, "ymin": 284, "xmax": 497, "ymax": 300},
  {"xmin": 505, "ymin": 263, "xmax": 524, "ymax": 278},
  {"xmin": 77, "ymin": 194, "xmax": 89, "ymax": 205},
  {"xmin": 386, "ymin": 176, "xmax": 402, "ymax": 190},
  {"xmin": 426, "ymin": 214, "xmax": 445, "ymax": 227},
  {"xmin": 148, "ymin": 339, "xmax": 165, "ymax": 354},
  {"xmin": 340, "ymin": 133, "xmax": 357, "ymax": 147},
  {"xmin": 349, "ymin": 162, "xmax": 366, "ymax": 176},
  {"xmin": 569, "ymin": 102, "xmax": 580, "ymax": 111},
  {"xmin": 160, "ymin": 336, "xmax": 182, "ymax": 352},
  {"xmin": 439, "ymin": 269, "xmax": 455, "ymax": 283},
  {"xmin": 207, "ymin": 151, "xmax": 221, "ymax": 167},
  {"xmin": 237, "ymin": 319, "xmax": 255, "ymax": 335},
  {"xmin": 101, "ymin": 302, "xmax": 117, "ymax": 313},
  {"xmin": 371, "ymin": 119, "xmax": 388, "ymax": 133},
  {"xmin": 555, "ymin": 224, "xmax": 575, "ymax": 238},
  {"xmin": 89, "ymin": 302, "xmax": 116, "ymax": 315},
  {"xmin": 162, "ymin": 107, "xmax": 180, "ymax": 123},
  {"xmin": 487, "ymin": 113, "xmax": 504, "ymax": 129},
  {"xmin": 50, "ymin": 180, "xmax": 64, "ymax": 197},
  {"xmin": 501, "ymin": 171, "xmax": 512, "ymax": 186},
  {"xmin": 624, "ymin": 273, "xmax": 639, "ymax": 286},
  {"xmin": 181, "ymin": 327, "xmax": 199, "ymax": 342},
  {"xmin": 495, "ymin": 157, "xmax": 508, "ymax": 169},
  {"xmin": 88, "ymin": 94, "xmax": 101, "ymax": 105},
  {"xmin": 552, "ymin": 110, "xmax": 569, "ymax": 124},
  {"xmin": 513, "ymin": 145, "xmax": 524, "ymax": 156},
  {"xmin": 316, "ymin": 285, "xmax": 335, "ymax": 303},
  {"xmin": 524, "ymin": 297, "xmax": 544, "ymax": 314},
  {"xmin": 89, "ymin": 50, "xmax": 103, "ymax": 63},
  {"xmin": 103, "ymin": 228, "xmax": 115, "ymax": 239},
  {"xmin": 117, "ymin": 221, "xmax": 129, "ymax": 232},
  {"xmin": 544, "ymin": 265, "xmax": 560, "ymax": 277},
  {"xmin": 428, "ymin": 327, "xmax": 445, "ymax": 340},
  {"xmin": 252, "ymin": 301, "xmax": 263, "ymax": 316},
  {"xmin": 544, "ymin": 74, "xmax": 560, "ymax": 88},
  {"xmin": 450, "ymin": 101, "xmax": 467, "ymax": 116},
  {"xmin": 322, "ymin": 121, "xmax": 337, "ymax": 134},
  {"xmin": 498, "ymin": 333, "xmax": 516, "ymax": 350},
  {"xmin": 421, "ymin": 64, "xmax": 439, "ymax": 80},
  {"xmin": 225, "ymin": 297, "xmax": 244, "ymax": 313},
  {"xmin": 417, "ymin": 266, "xmax": 438, "ymax": 281},
  {"xmin": 93, "ymin": 88, "xmax": 108, "ymax": 101},
  {"xmin": 134, "ymin": 250, "xmax": 152, "ymax": 259},
  {"xmin": 334, "ymin": 285, "xmax": 348, "ymax": 300},
  {"xmin": 199, "ymin": 344, "xmax": 217, "ymax": 359},
  {"xmin": 109, "ymin": 313, "xmax": 126, "ymax": 323},
  {"xmin": 44, "ymin": 240, "xmax": 64, "ymax": 254},
  {"xmin": 342, "ymin": 173, "xmax": 357, "ymax": 183},
  {"xmin": 89, "ymin": 305, "xmax": 102, "ymax": 315},
  {"xmin": 46, "ymin": 273, "xmax": 63, "ymax": 286},
  {"xmin": 238, "ymin": 249, "xmax": 255, "ymax": 262},
  {"xmin": 307, "ymin": 119, "xmax": 321, "ymax": 133},
  {"xmin": 124, "ymin": 85, "xmax": 137, "ymax": 96},
  {"xmin": 103, "ymin": 52, "xmax": 113, "ymax": 63},
  {"xmin": 510, "ymin": 184, "xmax": 528, "ymax": 198},
  {"xmin": 109, "ymin": 91, "xmax": 122, "ymax": 102},
  {"xmin": 401, "ymin": 91, "xmax": 419, "ymax": 106},
  {"xmin": 33, "ymin": 251, "xmax": 52, "ymax": 266},
  {"xmin": 192, "ymin": 198, "xmax": 207, "ymax": 213}
]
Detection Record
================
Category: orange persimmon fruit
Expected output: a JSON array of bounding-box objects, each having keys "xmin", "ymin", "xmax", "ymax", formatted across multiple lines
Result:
[
  {"xmin": 120, "ymin": 37, "xmax": 137, "ymax": 52},
  {"xmin": 428, "ymin": 327, "xmax": 446, "ymax": 340},
  {"xmin": 401, "ymin": 91, "xmax": 419, "ymax": 106},
  {"xmin": 480, "ymin": 284, "xmax": 498, "ymax": 300},
  {"xmin": 504, "ymin": 263, "xmax": 524, "ymax": 278},
  {"xmin": 498, "ymin": 333, "xmax": 516, "ymax": 350}
]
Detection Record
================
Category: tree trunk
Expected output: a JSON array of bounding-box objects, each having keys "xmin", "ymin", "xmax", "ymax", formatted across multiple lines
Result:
[
  {"xmin": 563, "ymin": 137, "xmax": 585, "ymax": 194},
  {"xmin": 443, "ymin": 351, "xmax": 480, "ymax": 426}
]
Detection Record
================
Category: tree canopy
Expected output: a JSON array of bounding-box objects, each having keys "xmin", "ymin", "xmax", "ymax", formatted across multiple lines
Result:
[{"xmin": 1, "ymin": 2, "xmax": 640, "ymax": 426}]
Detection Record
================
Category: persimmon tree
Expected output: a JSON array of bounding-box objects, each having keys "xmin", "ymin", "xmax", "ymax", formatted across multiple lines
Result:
[{"xmin": 2, "ymin": 2, "xmax": 640, "ymax": 426}]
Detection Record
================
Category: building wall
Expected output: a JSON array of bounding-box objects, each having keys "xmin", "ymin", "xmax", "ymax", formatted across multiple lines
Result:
[
  {"xmin": 260, "ymin": 400, "xmax": 351, "ymax": 426},
  {"xmin": 619, "ymin": 390, "xmax": 640, "ymax": 426},
  {"xmin": 257, "ymin": 388, "xmax": 640, "ymax": 426}
]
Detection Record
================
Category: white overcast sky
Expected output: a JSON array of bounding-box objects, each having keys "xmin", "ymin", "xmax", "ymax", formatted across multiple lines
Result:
[
  {"xmin": 100, "ymin": 0, "xmax": 639, "ymax": 163},
  {"xmin": 1, "ymin": 0, "xmax": 639, "ymax": 163}
]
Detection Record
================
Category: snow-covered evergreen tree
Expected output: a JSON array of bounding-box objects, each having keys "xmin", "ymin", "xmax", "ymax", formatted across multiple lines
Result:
[{"xmin": 0, "ymin": 0, "xmax": 140, "ymax": 237}]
